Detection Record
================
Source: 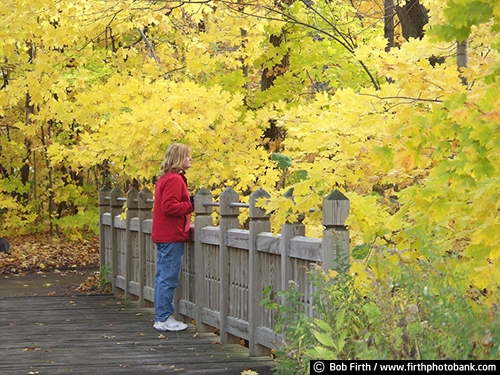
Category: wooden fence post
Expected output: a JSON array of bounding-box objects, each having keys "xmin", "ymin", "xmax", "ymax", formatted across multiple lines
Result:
[
  {"xmin": 138, "ymin": 187, "xmax": 153, "ymax": 307},
  {"xmin": 219, "ymin": 187, "xmax": 240, "ymax": 345},
  {"xmin": 193, "ymin": 187, "xmax": 213, "ymax": 333},
  {"xmin": 281, "ymin": 189, "xmax": 306, "ymax": 296},
  {"xmin": 110, "ymin": 187, "xmax": 124, "ymax": 295},
  {"xmin": 98, "ymin": 187, "xmax": 110, "ymax": 273},
  {"xmin": 280, "ymin": 187, "xmax": 305, "ymax": 342},
  {"xmin": 125, "ymin": 187, "xmax": 138, "ymax": 300},
  {"xmin": 248, "ymin": 188, "xmax": 271, "ymax": 357},
  {"xmin": 321, "ymin": 189, "xmax": 350, "ymax": 273}
]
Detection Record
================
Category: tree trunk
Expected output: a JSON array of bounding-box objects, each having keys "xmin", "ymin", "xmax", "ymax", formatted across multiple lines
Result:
[
  {"xmin": 23, "ymin": 42, "xmax": 36, "ymax": 202},
  {"xmin": 395, "ymin": 0, "xmax": 428, "ymax": 40},
  {"xmin": 457, "ymin": 39, "xmax": 469, "ymax": 87},
  {"xmin": 261, "ymin": 34, "xmax": 289, "ymax": 91},
  {"xmin": 260, "ymin": 33, "xmax": 289, "ymax": 151},
  {"xmin": 384, "ymin": 0, "xmax": 395, "ymax": 51}
]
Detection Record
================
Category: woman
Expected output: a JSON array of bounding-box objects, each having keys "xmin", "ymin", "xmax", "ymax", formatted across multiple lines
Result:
[{"xmin": 151, "ymin": 143, "xmax": 193, "ymax": 331}]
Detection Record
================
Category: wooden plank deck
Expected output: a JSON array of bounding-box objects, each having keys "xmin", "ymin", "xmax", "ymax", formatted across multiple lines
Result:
[{"xmin": 0, "ymin": 292, "xmax": 276, "ymax": 374}]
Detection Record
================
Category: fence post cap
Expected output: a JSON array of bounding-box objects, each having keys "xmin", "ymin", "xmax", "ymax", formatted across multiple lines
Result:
[
  {"xmin": 283, "ymin": 188, "xmax": 294, "ymax": 200},
  {"xmin": 195, "ymin": 187, "xmax": 212, "ymax": 197},
  {"xmin": 220, "ymin": 187, "xmax": 239, "ymax": 216},
  {"xmin": 250, "ymin": 187, "xmax": 270, "ymax": 219},
  {"xmin": 126, "ymin": 187, "xmax": 139, "ymax": 209},
  {"xmin": 139, "ymin": 186, "xmax": 153, "ymax": 196},
  {"xmin": 194, "ymin": 187, "xmax": 213, "ymax": 214},
  {"xmin": 322, "ymin": 189, "xmax": 350, "ymax": 226},
  {"xmin": 325, "ymin": 189, "xmax": 348, "ymax": 201},
  {"xmin": 138, "ymin": 187, "xmax": 154, "ymax": 209},
  {"xmin": 98, "ymin": 186, "xmax": 110, "ymax": 204},
  {"xmin": 110, "ymin": 187, "xmax": 123, "ymax": 195}
]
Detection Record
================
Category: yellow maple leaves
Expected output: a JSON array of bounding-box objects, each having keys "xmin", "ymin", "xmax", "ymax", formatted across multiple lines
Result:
[{"xmin": 1, "ymin": 0, "xmax": 500, "ymax": 307}]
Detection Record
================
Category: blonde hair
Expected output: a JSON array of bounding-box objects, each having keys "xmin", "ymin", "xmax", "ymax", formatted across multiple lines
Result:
[{"xmin": 158, "ymin": 143, "xmax": 191, "ymax": 177}]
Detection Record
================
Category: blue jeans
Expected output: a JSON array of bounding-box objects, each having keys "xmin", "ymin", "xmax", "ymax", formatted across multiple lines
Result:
[{"xmin": 153, "ymin": 242, "xmax": 184, "ymax": 322}]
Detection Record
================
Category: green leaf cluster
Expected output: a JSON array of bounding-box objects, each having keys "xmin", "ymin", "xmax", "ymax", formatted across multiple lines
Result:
[{"xmin": 265, "ymin": 262, "xmax": 500, "ymax": 373}]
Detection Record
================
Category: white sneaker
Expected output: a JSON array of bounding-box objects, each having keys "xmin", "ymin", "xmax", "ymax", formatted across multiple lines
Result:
[{"xmin": 153, "ymin": 315, "xmax": 187, "ymax": 332}]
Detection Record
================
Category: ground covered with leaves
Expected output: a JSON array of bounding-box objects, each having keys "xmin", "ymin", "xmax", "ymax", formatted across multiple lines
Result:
[
  {"xmin": 0, "ymin": 234, "xmax": 99, "ymax": 274},
  {"xmin": 0, "ymin": 234, "xmax": 106, "ymax": 293}
]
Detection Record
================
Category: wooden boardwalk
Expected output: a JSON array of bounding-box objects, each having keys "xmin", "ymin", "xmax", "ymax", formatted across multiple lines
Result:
[{"xmin": 0, "ymin": 292, "xmax": 276, "ymax": 374}]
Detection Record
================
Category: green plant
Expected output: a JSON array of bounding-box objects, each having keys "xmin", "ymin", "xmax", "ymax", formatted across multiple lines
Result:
[
  {"xmin": 98, "ymin": 263, "xmax": 112, "ymax": 292},
  {"xmin": 73, "ymin": 263, "xmax": 112, "ymax": 294},
  {"xmin": 262, "ymin": 283, "xmax": 316, "ymax": 375},
  {"xmin": 306, "ymin": 267, "xmax": 368, "ymax": 361},
  {"xmin": 355, "ymin": 249, "xmax": 500, "ymax": 360},
  {"xmin": 263, "ymin": 247, "xmax": 500, "ymax": 374}
]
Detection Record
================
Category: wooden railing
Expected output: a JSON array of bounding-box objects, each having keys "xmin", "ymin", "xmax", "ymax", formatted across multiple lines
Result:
[{"xmin": 98, "ymin": 186, "xmax": 350, "ymax": 356}]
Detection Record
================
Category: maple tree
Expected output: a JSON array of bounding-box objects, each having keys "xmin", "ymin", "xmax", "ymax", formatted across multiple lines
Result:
[{"xmin": 1, "ymin": 0, "xmax": 499, "ymax": 306}]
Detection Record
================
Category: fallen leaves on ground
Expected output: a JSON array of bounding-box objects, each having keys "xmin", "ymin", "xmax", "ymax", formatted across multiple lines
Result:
[
  {"xmin": 0, "ymin": 233, "xmax": 99, "ymax": 275},
  {"xmin": 0, "ymin": 233, "xmax": 107, "ymax": 294},
  {"xmin": 73, "ymin": 270, "xmax": 112, "ymax": 294}
]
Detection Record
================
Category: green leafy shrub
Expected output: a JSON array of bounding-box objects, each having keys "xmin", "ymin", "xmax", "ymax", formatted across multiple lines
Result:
[{"xmin": 265, "ymin": 249, "xmax": 500, "ymax": 374}]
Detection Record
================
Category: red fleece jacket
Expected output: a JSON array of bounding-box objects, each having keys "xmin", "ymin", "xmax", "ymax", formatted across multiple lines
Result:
[{"xmin": 151, "ymin": 172, "xmax": 194, "ymax": 243}]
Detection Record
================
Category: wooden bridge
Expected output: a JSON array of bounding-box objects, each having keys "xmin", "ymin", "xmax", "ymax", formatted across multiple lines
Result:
[
  {"xmin": 99, "ymin": 185, "xmax": 350, "ymax": 357},
  {"xmin": 0, "ymin": 185, "xmax": 349, "ymax": 374},
  {"xmin": 0, "ymin": 282, "xmax": 276, "ymax": 374}
]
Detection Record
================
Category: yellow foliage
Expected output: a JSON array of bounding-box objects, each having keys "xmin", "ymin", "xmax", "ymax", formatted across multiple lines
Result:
[{"xmin": 1, "ymin": 0, "xmax": 500, "ymax": 306}]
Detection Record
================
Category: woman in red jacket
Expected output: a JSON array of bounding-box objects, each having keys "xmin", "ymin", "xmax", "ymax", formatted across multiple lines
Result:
[{"xmin": 151, "ymin": 143, "xmax": 193, "ymax": 331}]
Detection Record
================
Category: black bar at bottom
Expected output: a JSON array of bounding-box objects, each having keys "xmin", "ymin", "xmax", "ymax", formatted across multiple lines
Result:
[{"xmin": 310, "ymin": 360, "xmax": 498, "ymax": 374}]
